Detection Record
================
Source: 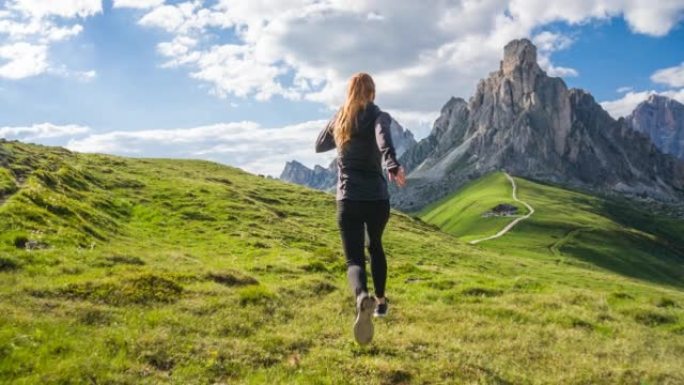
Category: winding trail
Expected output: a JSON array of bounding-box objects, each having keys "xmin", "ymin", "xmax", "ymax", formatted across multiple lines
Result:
[
  {"xmin": 469, "ymin": 173, "xmax": 535, "ymax": 245},
  {"xmin": 548, "ymin": 227, "xmax": 594, "ymax": 256}
]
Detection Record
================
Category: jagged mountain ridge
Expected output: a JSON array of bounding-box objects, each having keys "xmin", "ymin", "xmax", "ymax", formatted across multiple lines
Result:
[
  {"xmin": 392, "ymin": 39, "xmax": 684, "ymax": 211},
  {"xmin": 627, "ymin": 94, "xmax": 684, "ymax": 160},
  {"xmin": 280, "ymin": 118, "xmax": 416, "ymax": 190}
]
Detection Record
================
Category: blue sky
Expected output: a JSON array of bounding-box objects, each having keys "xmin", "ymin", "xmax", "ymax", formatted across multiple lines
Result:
[{"xmin": 1, "ymin": 0, "xmax": 683, "ymax": 175}]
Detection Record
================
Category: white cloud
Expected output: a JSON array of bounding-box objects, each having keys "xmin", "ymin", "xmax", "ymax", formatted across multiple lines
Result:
[
  {"xmin": 617, "ymin": 86, "xmax": 633, "ymax": 93},
  {"xmin": 0, "ymin": 0, "xmax": 101, "ymax": 79},
  {"xmin": 0, "ymin": 42, "xmax": 48, "ymax": 79},
  {"xmin": 48, "ymin": 66, "xmax": 97, "ymax": 81},
  {"xmin": 533, "ymin": 31, "xmax": 579, "ymax": 77},
  {"xmin": 651, "ymin": 62, "xmax": 684, "ymax": 88},
  {"xmin": 601, "ymin": 89, "xmax": 684, "ymax": 119},
  {"xmin": 113, "ymin": 0, "xmax": 164, "ymax": 10},
  {"xmin": 66, "ymin": 120, "xmax": 336, "ymax": 176},
  {"xmin": 8, "ymin": 0, "xmax": 101, "ymax": 18},
  {"xmin": 0, "ymin": 122, "xmax": 91, "ymax": 140},
  {"xmin": 507, "ymin": 0, "xmax": 684, "ymax": 37},
  {"xmin": 621, "ymin": 2, "xmax": 684, "ymax": 37},
  {"xmin": 133, "ymin": 0, "xmax": 684, "ymax": 123},
  {"xmin": 189, "ymin": 44, "xmax": 295, "ymax": 100},
  {"xmin": 138, "ymin": 2, "xmax": 231, "ymax": 34},
  {"xmin": 532, "ymin": 30, "xmax": 574, "ymax": 52}
]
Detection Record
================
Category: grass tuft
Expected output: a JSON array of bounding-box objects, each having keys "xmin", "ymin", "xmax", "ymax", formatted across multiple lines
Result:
[
  {"xmin": 0, "ymin": 256, "xmax": 19, "ymax": 272},
  {"xmin": 238, "ymin": 285, "xmax": 276, "ymax": 306},
  {"xmin": 46, "ymin": 274, "xmax": 184, "ymax": 306},
  {"xmin": 207, "ymin": 270, "xmax": 259, "ymax": 287},
  {"xmin": 632, "ymin": 309, "xmax": 678, "ymax": 326},
  {"xmin": 461, "ymin": 287, "xmax": 503, "ymax": 297}
]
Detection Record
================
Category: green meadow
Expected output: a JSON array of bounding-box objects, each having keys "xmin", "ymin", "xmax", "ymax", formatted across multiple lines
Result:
[
  {"xmin": 419, "ymin": 172, "xmax": 684, "ymax": 289},
  {"xmin": 1, "ymin": 141, "xmax": 683, "ymax": 384}
]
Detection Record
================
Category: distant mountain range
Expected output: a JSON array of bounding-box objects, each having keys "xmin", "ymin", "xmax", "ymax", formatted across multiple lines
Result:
[
  {"xmin": 627, "ymin": 94, "xmax": 684, "ymax": 160},
  {"xmin": 281, "ymin": 39, "xmax": 684, "ymax": 211}
]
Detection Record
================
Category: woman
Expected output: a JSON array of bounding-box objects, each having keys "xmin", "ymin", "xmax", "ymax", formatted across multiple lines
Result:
[{"xmin": 315, "ymin": 72, "xmax": 406, "ymax": 345}]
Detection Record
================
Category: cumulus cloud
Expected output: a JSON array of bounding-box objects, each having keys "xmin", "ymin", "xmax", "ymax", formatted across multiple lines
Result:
[
  {"xmin": 133, "ymin": 0, "xmax": 683, "ymax": 122},
  {"xmin": 651, "ymin": 62, "xmax": 684, "ymax": 88},
  {"xmin": 66, "ymin": 120, "xmax": 336, "ymax": 176},
  {"xmin": 533, "ymin": 31, "xmax": 579, "ymax": 77},
  {"xmin": 112, "ymin": 0, "xmax": 164, "ymax": 10},
  {"xmin": 601, "ymin": 89, "xmax": 684, "ymax": 119},
  {"xmin": 0, "ymin": 122, "xmax": 91, "ymax": 140},
  {"xmin": 0, "ymin": 0, "xmax": 100, "ymax": 79},
  {"xmin": 0, "ymin": 42, "xmax": 48, "ymax": 79},
  {"xmin": 8, "ymin": 0, "xmax": 101, "ymax": 19}
]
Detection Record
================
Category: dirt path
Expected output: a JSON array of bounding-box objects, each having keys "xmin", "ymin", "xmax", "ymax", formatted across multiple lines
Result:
[{"xmin": 469, "ymin": 173, "xmax": 535, "ymax": 245}]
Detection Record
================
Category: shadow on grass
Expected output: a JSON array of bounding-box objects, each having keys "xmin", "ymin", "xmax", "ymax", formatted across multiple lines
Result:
[{"xmin": 561, "ymin": 228, "xmax": 684, "ymax": 289}]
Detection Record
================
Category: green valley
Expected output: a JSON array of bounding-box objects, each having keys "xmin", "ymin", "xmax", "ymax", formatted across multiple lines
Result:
[{"xmin": 418, "ymin": 172, "xmax": 684, "ymax": 290}]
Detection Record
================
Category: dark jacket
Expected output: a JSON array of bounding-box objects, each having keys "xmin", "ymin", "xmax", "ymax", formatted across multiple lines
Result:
[{"xmin": 315, "ymin": 102, "xmax": 400, "ymax": 201}]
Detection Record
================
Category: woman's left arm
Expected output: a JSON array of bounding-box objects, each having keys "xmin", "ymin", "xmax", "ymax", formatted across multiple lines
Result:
[{"xmin": 315, "ymin": 113, "xmax": 337, "ymax": 153}]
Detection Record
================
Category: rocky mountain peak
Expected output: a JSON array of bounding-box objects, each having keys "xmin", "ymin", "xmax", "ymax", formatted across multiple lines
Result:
[
  {"xmin": 501, "ymin": 38, "xmax": 539, "ymax": 75},
  {"xmin": 627, "ymin": 94, "xmax": 684, "ymax": 160},
  {"xmin": 647, "ymin": 93, "xmax": 670, "ymax": 104},
  {"xmin": 392, "ymin": 39, "xmax": 684, "ymax": 211}
]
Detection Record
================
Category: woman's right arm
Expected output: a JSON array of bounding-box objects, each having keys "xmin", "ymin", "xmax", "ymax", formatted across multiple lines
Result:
[
  {"xmin": 375, "ymin": 112, "xmax": 406, "ymax": 187},
  {"xmin": 315, "ymin": 112, "xmax": 337, "ymax": 153}
]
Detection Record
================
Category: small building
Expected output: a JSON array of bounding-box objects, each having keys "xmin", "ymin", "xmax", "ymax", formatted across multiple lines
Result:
[{"xmin": 483, "ymin": 203, "xmax": 518, "ymax": 217}]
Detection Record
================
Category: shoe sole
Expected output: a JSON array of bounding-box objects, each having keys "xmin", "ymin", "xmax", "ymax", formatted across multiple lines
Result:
[{"xmin": 354, "ymin": 296, "xmax": 375, "ymax": 345}]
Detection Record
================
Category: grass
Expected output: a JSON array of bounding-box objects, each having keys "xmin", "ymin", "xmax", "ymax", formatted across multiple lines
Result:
[
  {"xmin": 418, "ymin": 172, "xmax": 525, "ymax": 243},
  {"xmin": 1, "ymin": 142, "xmax": 683, "ymax": 384},
  {"xmin": 419, "ymin": 172, "xmax": 684, "ymax": 289}
]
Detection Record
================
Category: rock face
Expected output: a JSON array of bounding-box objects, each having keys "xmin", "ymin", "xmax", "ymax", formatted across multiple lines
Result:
[
  {"xmin": 279, "ymin": 160, "xmax": 337, "ymax": 190},
  {"xmin": 280, "ymin": 118, "xmax": 417, "ymax": 191},
  {"xmin": 627, "ymin": 95, "xmax": 684, "ymax": 160},
  {"xmin": 393, "ymin": 38, "xmax": 684, "ymax": 211}
]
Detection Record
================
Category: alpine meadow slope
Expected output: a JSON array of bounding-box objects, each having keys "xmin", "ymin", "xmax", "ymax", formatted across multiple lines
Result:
[
  {"xmin": 419, "ymin": 172, "xmax": 684, "ymax": 289},
  {"xmin": 1, "ymin": 140, "xmax": 684, "ymax": 384}
]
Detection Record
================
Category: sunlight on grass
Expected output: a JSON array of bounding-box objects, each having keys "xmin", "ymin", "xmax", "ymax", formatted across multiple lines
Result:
[{"xmin": 1, "ymin": 142, "xmax": 683, "ymax": 384}]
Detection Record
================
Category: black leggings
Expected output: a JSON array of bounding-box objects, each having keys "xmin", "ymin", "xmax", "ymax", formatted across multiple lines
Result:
[{"xmin": 336, "ymin": 199, "xmax": 390, "ymax": 298}]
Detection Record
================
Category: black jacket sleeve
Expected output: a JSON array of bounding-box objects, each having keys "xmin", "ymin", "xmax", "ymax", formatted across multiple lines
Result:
[
  {"xmin": 375, "ymin": 112, "xmax": 400, "ymax": 175},
  {"xmin": 315, "ymin": 112, "xmax": 337, "ymax": 153}
]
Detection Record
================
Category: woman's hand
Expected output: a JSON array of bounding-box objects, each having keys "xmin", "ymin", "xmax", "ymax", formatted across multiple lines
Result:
[{"xmin": 388, "ymin": 167, "xmax": 406, "ymax": 187}]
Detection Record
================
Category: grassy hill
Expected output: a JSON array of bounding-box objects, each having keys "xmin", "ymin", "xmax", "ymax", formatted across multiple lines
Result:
[
  {"xmin": 418, "ymin": 173, "xmax": 524, "ymax": 243},
  {"xmin": 418, "ymin": 172, "xmax": 684, "ymax": 290},
  {"xmin": 1, "ymin": 141, "xmax": 683, "ymax": 384}
]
